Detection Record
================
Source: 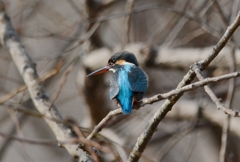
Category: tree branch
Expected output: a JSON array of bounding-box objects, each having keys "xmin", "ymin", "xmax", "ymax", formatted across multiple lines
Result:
[
  {"xmin": 87, "ymin": 108, "xmax": 122, "ymax": 140},
  {"xmin": 191, "ymin": 64, "xmax": 239, "ymax": 117},
  {"xmin": 83, "ymin": 44, "xmax": 240, "ymax": 71}
]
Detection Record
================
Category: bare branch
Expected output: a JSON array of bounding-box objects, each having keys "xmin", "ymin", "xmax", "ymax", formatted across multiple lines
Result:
[
  {"xmin": 49, "ymin": 60, "xmax": 76, "ymax": 110},
  {"xmin": 84, "ymin": 44, "xmax": 240, "ymax": 71},
  {"xmin": 219, "ymin": 47, "xmax": 236, "ymax": 162},
  {"xmin": 87, "ymin": 108, "xmax": 122, "ymax": 140},
  {"xmin": 123, "ymin": 0, "xmax": 135, "ymax": 46},
  {"xmin": 128, "ymin": 11, "xmax": 240, "ymax": 162},
  {"xmin": 167, "ymin": 99, "xmax": 240, "ymax": 138}
]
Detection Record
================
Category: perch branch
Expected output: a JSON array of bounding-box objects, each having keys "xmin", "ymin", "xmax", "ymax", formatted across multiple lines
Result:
[
  {"xmin": 138, "ymin": 71, "xmax": 240, "ymax": 111},
  {"xmin": 87, "ymin": 108, "xmax": 122, "ymax": 140},
  {"xmin": 88, "ymin": 70, "xmax": 240, "ymax": 140}
]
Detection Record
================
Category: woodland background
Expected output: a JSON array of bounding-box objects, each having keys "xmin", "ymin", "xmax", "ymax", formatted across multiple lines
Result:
[{"xmin": 0, "ymin": 0, "xmax": 240, "ymax": 162}]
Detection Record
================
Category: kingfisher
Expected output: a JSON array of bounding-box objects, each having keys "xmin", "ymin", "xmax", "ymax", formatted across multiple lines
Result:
[{"xmin": 86, "ymin": 51, "xmax": 148, "ymax": 114}]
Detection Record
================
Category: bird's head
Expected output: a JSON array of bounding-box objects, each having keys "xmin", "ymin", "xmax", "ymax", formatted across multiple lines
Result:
[{"xmin": 86, "ymin": 51, "xmax": 138, "ymax": 77}]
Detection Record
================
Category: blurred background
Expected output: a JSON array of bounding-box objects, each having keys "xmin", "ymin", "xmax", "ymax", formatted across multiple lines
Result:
[{"xmin": 0, "ymin": 0, "xmax": 240, "ymax": 161}]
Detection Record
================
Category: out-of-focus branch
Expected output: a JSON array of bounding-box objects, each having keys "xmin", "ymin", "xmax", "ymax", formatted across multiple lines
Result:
[
  {"xmin": 123, "ymin": 0, "xmax": 135, "ymax": 45},
  {"xmin": 162, "ymin": 0, "xmax": 190, "ymax": 47},
  {"xmin": 49, "ymin": 60, "xmax": 76, "ymax": 109},
  {"xmin": 128, "ymin": 11, "xmax": 240, "ymax": 162},
  {"xmin": 89, "ymin": 3, "xmax": 223, "ymax": 40},
  {"xmin": 219, "ymin": 2, "xmax": 239, "ymax": 159},
  {"xmin": 166, "ymin": 99, "xmax": 240, "ymax": 138},
  {"xmin": 0, "ymin": 3, "xmax": 92, "ymax": 161},
  {"xmin": 211, "ymin": 0, "xmax": 228, "ymax": 26},
  {"xmin": 0, "ymin": 61, "xmax": 64, "ymax": 104},
  {"xmin": 83, "ymin": 44, "xmax": 240, "ymax": 70},
  {"xmin": 87, "ymin": 109, "xmax": 122, "ymax": 140},
  {"xmin": 219, "ymin": 48, "xmax": 236, "ymax": 162},
  {"xmin": 0, "ymin": 100, "xmax": 31, "ymax": 161}
]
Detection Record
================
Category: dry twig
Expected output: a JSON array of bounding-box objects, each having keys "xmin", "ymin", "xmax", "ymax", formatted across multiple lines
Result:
[
  {"xmin": 87, "ymin": 109, "xmax": 122, "ymax": 140},
  {"xmin": 0, "ymin": 61, "xmax": 64, "ymax": 104},
  {"xmin": 123, "ymin": 0, "xmax": 135, "ymax": 46},
  {"xmin": 219, "ymin": 48, "xmax": 236, "ymax": 162},
  {"xmin": 49, "ymin": 60, "xmax": 76, "ymax": 110},
  {"xmin": 192, "ymin": 64, "xmax": 239, "ymax": 117}
]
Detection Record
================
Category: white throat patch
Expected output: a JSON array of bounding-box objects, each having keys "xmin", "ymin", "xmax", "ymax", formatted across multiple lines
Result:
[{"xmin": 109, "ymin": 68, "xmax": 116, "ymax": 73}]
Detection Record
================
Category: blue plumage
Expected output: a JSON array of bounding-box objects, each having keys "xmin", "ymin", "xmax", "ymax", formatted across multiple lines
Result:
[{"xmin": 116, "ymin": 65, "xmax": 133, "ymax": 114}]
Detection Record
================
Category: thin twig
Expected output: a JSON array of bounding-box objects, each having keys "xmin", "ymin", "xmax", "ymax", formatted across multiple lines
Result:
[
  {"xmin": 89, "ymin": 4, "xmax": 224, "ymax": 40},
  {"xmin": 211, "ymin": 0, "xmax": 228, "ymax": 26},
  {"xmin": 0, "ymin": 131, "xmax": 111, "ymax": 152},
  {"xmin": 32, "ymin": 22, "xmax": 100, "ymax": 61},
  {"xmin": 6, "ymin": 108, "xmax": 34, "ymax": 161},
  {"xmin": 172, "ymin": 28, "xmax": 205, "ymax": 47},
  {"xmin": 49, "ymin": 59, "xmax": 77, "ymax": 110},
  {"xmin": 67, "ymin": 0, "xmax": 84, "ymax": 16},
  {"xmin": 158, "ymin": 122, "xmax": 198, "ymax": 161},
  {"xmin": 71, "ymin": 121, "xmax": 102, "ymax": 162},
  {"xmin": 163, "ymin": 0, "xmax": 191, "ymax": 47},
  {"xmin": 0, "ymin": 132, "xmax": 58, "ymax": 145},
  {"xmin": 123, "ymin": 0, "xmax": 135, "ymax": 46},
  {"xmin": 0, "ymin": 61, "xmax": 64, "ymax": 104},
  {"xmin": 87, "ymin": 109, "xmax": 122, "ymax": 140},
  {"xmin": 219, "ymin": 47, "xmax": 237, "ymax": 162},
  {"xmin": 192, "ymin": 64, "xmax": 239, "ymax": 117},
  {"xmin": 219, "ymin": 2, "xmax": 239, "ymax": 158},
  {"xmin": 0, "ymin": 107, "xmax": 27, "ymax": 161}
]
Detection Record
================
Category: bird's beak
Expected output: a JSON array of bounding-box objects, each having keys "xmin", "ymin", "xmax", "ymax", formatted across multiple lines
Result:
[{"xmin": 86, "ymin": 65, "xmax": 111, "ymax": 77}]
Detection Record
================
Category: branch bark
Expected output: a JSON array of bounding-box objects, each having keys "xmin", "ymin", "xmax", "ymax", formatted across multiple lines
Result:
[
  {"xmin": 166, "ymin": 99, "xmax": 240, "ymax": 138},
  {"xmin": 0, "ymin": 3, "xmax": 92, "ymax": 161}
]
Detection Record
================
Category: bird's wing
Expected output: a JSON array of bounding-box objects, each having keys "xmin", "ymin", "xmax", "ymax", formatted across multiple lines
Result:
[
  {"xmin": 128, "ymin": 66, "xmax": 148, "ymax": 93},
  {"xmin": 110, "ymin": 72, "xmax": 119, "ymax": 99}
]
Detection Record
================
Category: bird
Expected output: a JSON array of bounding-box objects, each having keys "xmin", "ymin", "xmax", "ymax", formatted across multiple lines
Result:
[{"xmin": 86, "ymin": 51, "xmax": 148, "ymax": 114}]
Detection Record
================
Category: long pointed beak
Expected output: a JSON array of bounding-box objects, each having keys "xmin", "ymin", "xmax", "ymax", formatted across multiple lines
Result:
[{"xmin": 86, "ymin": 65, "xmax": 111, "ymax": 77}]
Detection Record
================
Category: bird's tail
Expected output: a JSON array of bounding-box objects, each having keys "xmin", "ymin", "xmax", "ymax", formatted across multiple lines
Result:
[{"xmin": 121, "ymin": 97, "xmax": 133, "ymax": 114}]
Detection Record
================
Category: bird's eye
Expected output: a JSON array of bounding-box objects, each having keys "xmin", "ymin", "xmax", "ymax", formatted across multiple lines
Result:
[{"xmin": 108, "ymin": 62, "xmax": 114, "ymax": 66}]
